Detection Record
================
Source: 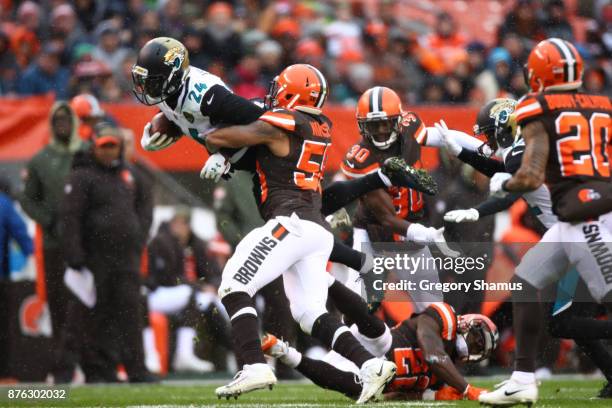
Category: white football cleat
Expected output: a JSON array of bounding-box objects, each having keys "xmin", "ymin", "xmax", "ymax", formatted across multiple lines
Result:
[
  {"xmin": 356, "ymin": 358, "xmax": 396, "ymax": 404},
  {"xmin": 215, "ymin": 363, "xmax": 276, "ymax": 400},
  {"xmin": 479, "ymin": 378, "xmax": 538, "ymax": 407}
]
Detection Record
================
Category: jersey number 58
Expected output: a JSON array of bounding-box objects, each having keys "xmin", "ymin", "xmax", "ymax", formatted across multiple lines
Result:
[{"xmin": 294, "ymin": 140, "xmax": 330, "ymax": 191}]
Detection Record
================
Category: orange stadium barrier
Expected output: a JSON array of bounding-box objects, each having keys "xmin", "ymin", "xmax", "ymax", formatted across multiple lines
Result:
[{"xmin": 0, "ymin": 97, "xmax": 479, "ymax": 172}]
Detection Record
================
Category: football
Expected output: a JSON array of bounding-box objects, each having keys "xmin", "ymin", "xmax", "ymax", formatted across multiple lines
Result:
[{"xmin": 150, "ymin": 112, "xmax": 183, "ymax": 140}]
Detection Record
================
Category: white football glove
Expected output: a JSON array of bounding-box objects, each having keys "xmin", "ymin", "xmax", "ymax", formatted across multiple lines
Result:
[
  {"xmin": 444, "ymin": 208, "xmax": 480, "ymax": 223},
  {"xmin": 434, "ymin": 120, "xmax": 462, "ymax": 157},
  {"xmin": 489, "ymin": 172, "xmax": 512, "ymax": 198},
  {"xmin": 200, "ymin": 152, "xmax": 231, "ymax": 182},
  {"xmin": 141, "ymin": 122, "xmax": 178, "ymax": 151},
  {"xmin": 406, "ymin": 224, "xmax": 460, "ymax": 258},
  {"xmin": 326, "ymin": 207, "xmax": 352, "ymax": 229}
]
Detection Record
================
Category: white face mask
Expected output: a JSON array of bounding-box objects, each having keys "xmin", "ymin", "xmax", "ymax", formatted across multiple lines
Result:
[{"xmin": 456, "ymin": 335, "xmax": 469, "ymax": 361}]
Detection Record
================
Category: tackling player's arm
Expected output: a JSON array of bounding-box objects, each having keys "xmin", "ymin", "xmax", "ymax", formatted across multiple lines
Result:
[
  {"xmin": 416, "ymin": 314, "xmax": 468, "ymax": 393},
  {"xmin": 504, "ymin": 121, "xmax": 548, "ymax": 192},
  {"xmin": 206, "ymin": 119, "xmax": 289, "ymax": 156},
  {"xmin": 361, "ymin": 189, "xmax": 411, "ymax": 235},
  {"xmin": 201, "ymin": 85, "xmax": 264, "ymax": 126},
  {"xmin": 457, "ymin": 149, "xmax": 506, "ymax": 178}
]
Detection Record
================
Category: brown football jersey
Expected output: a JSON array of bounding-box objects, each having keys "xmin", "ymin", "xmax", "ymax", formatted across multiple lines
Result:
[
  {"xmin": 341, "ymin": 111, "xmax": 427, "ymax": 241},
  {"xmin": 384, "ymin": 302, "xmax": 457, "ymax": 393},
  {"xmin": 515, "ymin": 91, "xmax": 612, "ymax": 221},
  {"xmin": 252, "ymin": 108, "xmax": 332, "ymax": 224}
]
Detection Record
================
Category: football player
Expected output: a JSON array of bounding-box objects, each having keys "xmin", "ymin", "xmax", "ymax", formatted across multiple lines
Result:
[
  {"xmin": 132, "ymin": 37, "xmax": 433, "ymax": 283},
  {"xmin": 204, "ymin": 64, "xmax": 397, "ymax": 403},
  {"xmin": 338, "ymin": 86, "xmax": 483, "ymax": 309},
  {"xmin": 476, "ymin": 38, "xmax": 612, "ymax": 406},
  {"xmin": 440, "ymin": 98, "xmax": 612, "ymax": 399},
  {"xmin": 262, "ymin": 277, "xmax": 496, "ymax": 402}
]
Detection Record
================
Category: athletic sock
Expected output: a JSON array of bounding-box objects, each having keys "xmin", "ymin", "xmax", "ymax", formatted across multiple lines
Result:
[
  {"xmin": 222, "ymin": 292, "xmax": 266, "ymax": 365},
  {"xmin": 296, "ymin": 356, "xmax": 362, "ymax": 399},
  {"xmin": 321, "ymin": 172, "xmax": 385, "ymax": 216},
  {"xmin": 512, "ymin": 277, "xmax": 541, "ymax": 373},
  {"xmin": 311, "ymin": 313, "xmax": 374, "ymax": 368},
  {"xmin": 575, "ymin": 339, "xmax": 612, "ymax": 382},
  {"xmin": 329, "ymin": 240, "xmax": 366, "ymax": 272},
  {"xmin": 280, "ymin": 346, "xmax": 302, "ymax": 368},
  {"xmin": 328, "ymin": 280, "xmax": 386, "ymax": 338}
]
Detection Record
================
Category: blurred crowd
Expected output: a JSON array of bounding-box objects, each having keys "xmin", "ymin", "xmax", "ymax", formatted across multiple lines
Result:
[
  {"xmin": 0, "ymin": 0, "xmax": 610, "ymax": 105},
  {"xmin": 1, "ymin": 0, "xmax": 612, "ymax": 384}
]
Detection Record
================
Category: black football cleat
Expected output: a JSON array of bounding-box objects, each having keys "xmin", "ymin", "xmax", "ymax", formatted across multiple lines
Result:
[
  {"xmin": 597, "ymin": 381, "xmax": 612, "ymax": 398},
  {"xmin": 381, "ymin": 157, "xmax": 438, "ymax": 195}
]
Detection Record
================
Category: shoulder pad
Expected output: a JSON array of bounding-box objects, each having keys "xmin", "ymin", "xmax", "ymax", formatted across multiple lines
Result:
[
  {"xmin": 401, "ymin": 111, "xmax": 427, "ymax": 145},
  {"xmin": 515, "ymin": 94, "xmax": 544, "ymax": 126},
  {"xmin": 341, "ymin": 142, "xmax": 380, "ymax": 178},
  {"xmin": 259, "ymin": 109, "xmax": 296, "ymax": 132},
  {"xmin": 424, "ymin": 302, "xmax": 457, "ymax": 341}
]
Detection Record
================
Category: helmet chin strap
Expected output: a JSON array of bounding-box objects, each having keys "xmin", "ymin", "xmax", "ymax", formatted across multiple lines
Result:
[
  {"xmin": 371, "ymin": 131, "xmax": 398, "ymax": 150},
  {"xmin": 456, "ymin": 335, "xmax": 469, "ymax": 360}
]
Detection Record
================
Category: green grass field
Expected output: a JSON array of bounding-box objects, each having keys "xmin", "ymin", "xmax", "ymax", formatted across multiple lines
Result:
[{"xmin": 1, "ymin": 379, "xmax": 608, "ymax": 407}]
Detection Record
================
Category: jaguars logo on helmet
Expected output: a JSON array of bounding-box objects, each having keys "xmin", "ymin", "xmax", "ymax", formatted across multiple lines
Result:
[
  {"xmin": 132, "ymin": 37, "xmax": 190, "ymax": 105},
  {"xmin": 473, "ymin": 98, "xmax": 518, "ymax": 154}
]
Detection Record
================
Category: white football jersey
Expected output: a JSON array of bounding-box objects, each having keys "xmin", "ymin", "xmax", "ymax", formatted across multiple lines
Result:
[
  {"xmin": 502, "ymin": 142, "xmax": 558, "ymax": 229},
  {"xmin": 158, "ymin": 66, "xmax": 228, "ymax": 145}
]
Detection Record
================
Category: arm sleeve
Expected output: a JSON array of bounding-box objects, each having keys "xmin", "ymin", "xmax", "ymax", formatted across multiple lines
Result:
[
  {"xmin": 20, "ymin": 162, "xmax": 54, "ymax": 228},
  {"xmin": 321, "ymin": 172, "xmax": 385, "ymax": 216},
  {"xmin": 503, "ymin": 146, "xmax": 525, "ymax": 174},
  {"xmin": 457, "ymin": 149, "xmax": 506, "ymax": 178},
  {"xmin": 425, "ymin": 127, "xmax": 483, "ymax": 151},
  {"xmin": 5, "ymin": 201, "xmax": 33, "ymax": 256},
  {"xmin": 474, "ymin": 193, "xmax": 522, "ymax": 217},
  {"xmin": 59, "ymin": 171, "xmax": 88, "ymax": 268},
  {"xmin": 200, "ymin": 85, "xmax": 264, "ymax": 126}
]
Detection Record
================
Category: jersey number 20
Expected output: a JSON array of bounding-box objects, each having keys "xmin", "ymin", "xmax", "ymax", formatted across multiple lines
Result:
[
  {"xmin": 556, "ymin": 112, "xmax": 610, "ymax": 177},
  {"xmin": 294, "ymin": 140, "xmax": 330, "ymax": 191}
]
